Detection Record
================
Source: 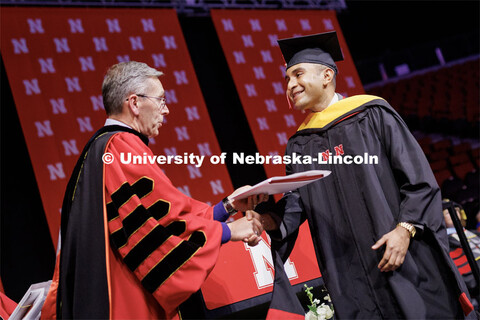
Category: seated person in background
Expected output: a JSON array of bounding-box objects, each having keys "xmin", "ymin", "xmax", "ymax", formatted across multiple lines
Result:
[
  {"xmin": 445, "ymin": 199, "xmax": 480, "ymax": 309},
  {"xmin": 476, "ymin": 211, "xmax": 480, "ymax": 232}
]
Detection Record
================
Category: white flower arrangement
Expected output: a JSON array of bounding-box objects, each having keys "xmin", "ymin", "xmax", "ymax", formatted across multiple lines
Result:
[{"xmin": 304, "ymin": 284, "xmax": 334, "ymax": 320}]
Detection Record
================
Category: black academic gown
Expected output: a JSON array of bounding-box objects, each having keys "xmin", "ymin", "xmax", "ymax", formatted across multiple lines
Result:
[
  {"xmin": 269, "ymin": 95, "xmax": 475, "ymax": 319},
  {"xmin": 57, "ymin": 125, "xmax": 149, "ymax": 319}
]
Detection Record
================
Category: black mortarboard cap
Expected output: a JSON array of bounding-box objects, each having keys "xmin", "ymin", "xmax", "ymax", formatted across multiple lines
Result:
[{"xmin": 278, "ymin": 31, "xmax": 344, "ymax": 73}]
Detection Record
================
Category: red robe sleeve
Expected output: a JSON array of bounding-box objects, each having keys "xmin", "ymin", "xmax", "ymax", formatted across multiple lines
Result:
[
  {"xmin": 104, "ymin": 132, "xmax": 222, "ymax": 318},
  {"xmin": 0, "ymin": 291, "xmax": 17, "ymax": 320}
]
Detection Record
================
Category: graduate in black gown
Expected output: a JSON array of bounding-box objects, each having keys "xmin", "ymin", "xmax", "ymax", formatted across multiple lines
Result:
[{"xmin": 263, "ymin": 32, "xmax": 475, "ymax": 319}]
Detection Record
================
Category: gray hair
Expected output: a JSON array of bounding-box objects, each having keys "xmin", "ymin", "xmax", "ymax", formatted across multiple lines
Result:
[{"xmin": 102, "ymin": 61, "xmax": 163, "ymax": 115}]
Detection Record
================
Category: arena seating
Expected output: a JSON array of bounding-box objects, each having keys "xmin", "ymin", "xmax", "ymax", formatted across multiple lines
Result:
[
  {"xmin": 368, "ymin": 58, "xmax": 479, "ymax": 137},
  {"xmin": 426, "ymin": 139, "xmax": 479, "ymax": 228},
  {"xmin": 368, "ymin": 59, "xmax": 479, "ymax": 228}
]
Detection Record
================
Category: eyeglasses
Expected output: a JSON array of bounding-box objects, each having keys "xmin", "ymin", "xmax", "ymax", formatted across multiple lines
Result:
[
  {"xmin": 136, "ymin": 94, "xmax": 167, "ymax": 107},
  {"xmin": 126, "ymin": 94, "xmax": 167, "ymax": 108}
]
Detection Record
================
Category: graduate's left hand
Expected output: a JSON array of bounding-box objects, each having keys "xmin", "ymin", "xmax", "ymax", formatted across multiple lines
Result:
[
  {"xmin": 371, "ymin": 225, "xmax": 411, "ymax": 272},
  {"xmin": 228, "ymin": 186, "xmax": 269, "ymax": 212}
]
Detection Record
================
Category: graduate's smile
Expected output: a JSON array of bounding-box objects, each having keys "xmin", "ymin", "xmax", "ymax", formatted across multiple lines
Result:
[{"xmin": 292, "ymin": 89, "xmax": 304, "ymax": 101}]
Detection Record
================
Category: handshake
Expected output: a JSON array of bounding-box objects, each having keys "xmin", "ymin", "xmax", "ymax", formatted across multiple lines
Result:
[{"xmin": 224, "ymin": 186, "xmax": 270, "ymax": 247}]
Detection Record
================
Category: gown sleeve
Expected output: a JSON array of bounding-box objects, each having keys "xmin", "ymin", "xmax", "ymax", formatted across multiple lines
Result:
[
  {"xmin": 103, "ymin": 132, "xmax": 223, "ymax": 318},
  {"xmin": 368, "ymin": 106, "xmax": 444, "ymax": 235}
]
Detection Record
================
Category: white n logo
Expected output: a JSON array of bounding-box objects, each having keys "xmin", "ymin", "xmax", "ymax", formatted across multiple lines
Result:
[
  {"xmin": 244, "ymin": 238, "xmax": 297, "ymax": 288},
  {"xmin": 233, "ymin": 51, "xmax": 246, "ymax": 64},
  {"xmin": 38, "ymin": 58, "xmax": 55, "ymax": 73},
  {"xmin": 277, "ymin": 132, "xmax": 288, "ymax": 145},
  {"xmin": 50, "ymin": 98, "xmax": 67, "ymax": 114},
  {"xmin": 241, "ymin": 35, "xmax": 254, "ymax": 48},
  {"xmin": 77, "ymin": 117, "xmax": 93, "ymax": 132},
  {"xmin": 106, "ymin": 18, "xmax": 121, "ymax": 33},
  {"xmin": 163, "ymin": 36, "xmax": 177, "ymax": 49},
  {"xmin": 27, "ymin": 19, "xmax": 44, "ymax": 34},
  {"xmin": 256, "ymin": 117, "xmax": 269, "ymax": 130},
  {"xmin": 345, "ymin": 76, "xmax": 356, "ymax": 88},
  {"xmin": 93, "ymin": 37, "xmax": 108, "ymax": 52},
  {"xmin": 300, "ymin": 19, "xmax": 311, "ymax": 31},
  {"xmin": 53, "ymin": 38, "xmax": 70, "ymax": 53},
  {"xmin": 90, "ymin": 95, "xmax": 104, "ymax": 111},
  {"xmin": 268, "ymin": 34, "xmax": 278, "ymax": 47},
  {"xmin": 197, "ymin": 142, "xmax": 212, "ymax": 156},
  {"xmin": 264, "ymin": 99, "xmax": 277, "ymax": 112},
  {"xmin": 173, "ymin": 70, "xmax": 188, "ymax": 85},
  {"xmin": 35, "ymin": 120, "xmax": 53, "ymax": 137},
  {"xmin": 187, "ymin": 165, "xmax": 202, "ymax": 179},
  {"xmin": 322, "ymin": 18, "xmax": 334, "ymax": 30},
  {"xmin": 129, "ymin": 36, "xmax": 144, "ymax": 51},
  {"xmin": 68, "ymin": 18, "xmax": 84, "ymax": 33},
  {"xmin": 221, "ymin": 19, "xmax": 234, "ymax": 31},
  {"xmin": 175, "ymin": 126, "xmax": 190, "ymax": 141},
  {"xmin": 275, "ymin": 19, "xmax": 287, "ymax": 31},
  {"xmin": 272, "ymin": 82, "xmax": 284, "ymax": 95},
  {"xmin": 284, "ymin": 114, "xmax": 296, "ymax": 127},
  {"xmin": 11, "ymin": 38, "xmax": 29, "ymax": 54},
  {"xmin": 249, "ymin": 19, "xmax": 262, "ymax": 31},
  {"xmin": 117, "ymin": 55, "xmax": 130, "ymax": 63},
  {"xmin": 253, "ymin": 66, "xmax": 266, "ymax": 79},
  {"xmin": 23, "ymin": 79, "xmax": 41, "ymax": 95},
  {"xmin": 260, "ymin": 50, "xmax": 273, "ymax": 63},
  {"xmin": 164, "ymin": 147, "xmax": 177, "ymax": 156},
  {"xmin": 185, "ymin": 106, "xmax": 200, "ymax": 121},
  {"xmin": 62, "ymin": 139, "xmax": 79, "ymax": 156},
  {"xmin": 47, "ymin": 163, "xmax": 66, "ymax": 181},
  {"xmin": 79, "ymin": 56, "xmax": 95, "ymax": 72},
  {"xmin": 141, "ymin": 19, "xmax": 155, "ymax": 32},
  {"xmin": 152, "ymin": 53, "xmax": 166, "ymax": 68},
  {"xmin": 210, "ymin": 180, "xmax": 224, "ymax": 195},
  {"xmin": 165, "ymin": 90, "xmax": 178, "ymax": 104},
  {"xmin": 65, "ymin": 77, "xmax": 81, "ymax": 92},
  {"xmin": 245, "ymin": 84, "xmax": 257, "ymax": 97}
]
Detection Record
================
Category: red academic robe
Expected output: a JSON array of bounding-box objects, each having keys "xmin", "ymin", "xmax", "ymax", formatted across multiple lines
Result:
[{"xmin": 42, "ymin": 126, "xmax": 223, "ymax": 319}]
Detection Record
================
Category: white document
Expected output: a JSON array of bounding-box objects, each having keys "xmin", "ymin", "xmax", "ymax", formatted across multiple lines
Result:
[
  {"xmin": 231, "ymin": 170, "xmax": 331, "ymax": 200},
  {"xmin": 9, "ymin": 280, "xmax": 52, "ymax": 320}
]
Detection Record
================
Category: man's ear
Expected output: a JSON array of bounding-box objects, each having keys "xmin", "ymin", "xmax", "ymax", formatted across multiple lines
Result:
[
  {"xmin": 324, "ymin": 68, "xmax": 334, "ymax": 84},
  {"xmin": 126, "ymin": 95, "xmax": 140, "ymax": 116}
]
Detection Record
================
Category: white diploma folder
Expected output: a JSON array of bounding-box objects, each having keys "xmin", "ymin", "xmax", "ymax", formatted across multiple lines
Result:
[
  {"xmin": 231, "ymin": 170, "xmax": 331, "ymax": 200},
  {"xmin": 9, "ymin": 280, "xmax": 51, "ymax": 320}
]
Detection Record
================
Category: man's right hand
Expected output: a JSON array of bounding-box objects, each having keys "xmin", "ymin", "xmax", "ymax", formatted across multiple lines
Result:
[{"xmin": 228, "ymin": 210, "xmax": 263, "ymax": 246}]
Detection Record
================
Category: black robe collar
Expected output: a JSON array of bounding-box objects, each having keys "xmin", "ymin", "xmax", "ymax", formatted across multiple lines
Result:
[
  {"xmin": 61, "ymin": 125, "xmax": 148, "ymax": 244},
  {"xmin": 102, "ymin": 125, "xmax": 149, "ymax": 146}
]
